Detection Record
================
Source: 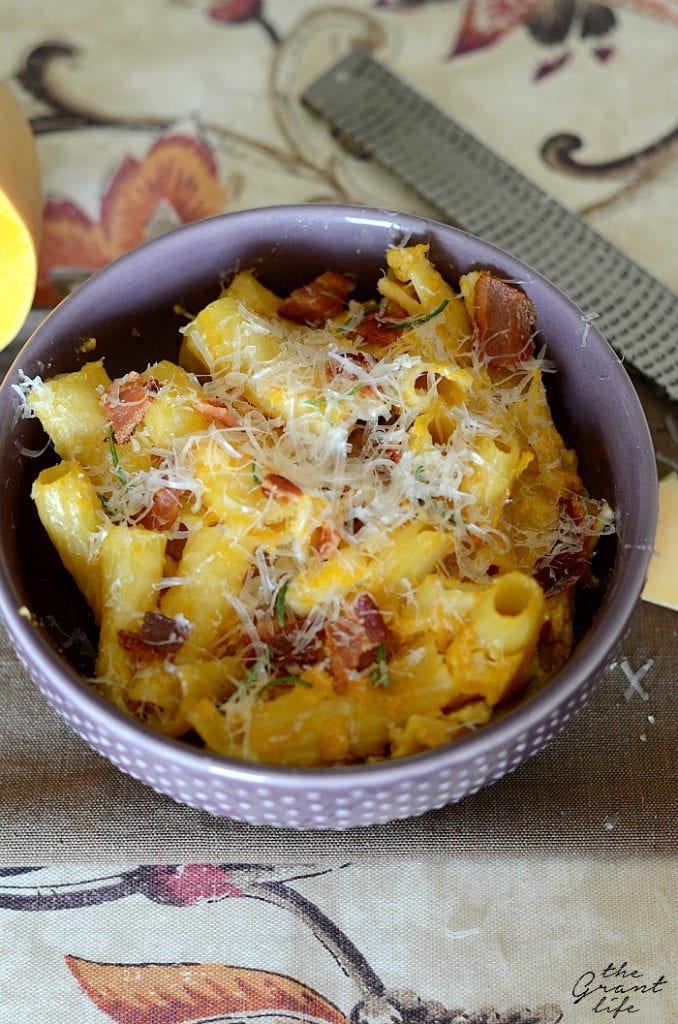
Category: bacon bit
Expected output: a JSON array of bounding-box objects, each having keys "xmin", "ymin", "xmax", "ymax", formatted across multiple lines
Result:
[
  {"xmin": 134, "ymin": 487, "xmax": 181, "ymax": 532},
  {"xmin": 314, "ymin": 523, "xmax": 341, "ymax": 561},
  {"xmin": 348, "ymin": 307, "xmax": 406, "ymax": 347},
  {"xmin": 382, "ymin": 443, "xmax": 403, "ymax": 464},
  {"xmin": 261, "ymin": 473, "xmax": 303, "ymax": 501},
  {"xmin": 327, "ymin": 350, "xmax": 369, "ymax": 378},
  {"xmin": 326, "ymin": 351, "xmax": 375, "ymax": 397},
  {"xmin": 535, "ymin": 495, "xmax": 594, "ymax": 595},
  {"xmin": 324, "ymin": 593, "xmax": 389, "ymax": 690},
  {"xmin": 246, "ymin": 620, "xmax": 323, "ymax": 670},
  {"xmin": 100, "ymin": 372, "xmax": 157, "ymax": 443},
  {"xmin": 414, "ymin": 370, "xmax": 444, "ymax": 392},
  {"xmin": 118, "ymin": 612, "xmax": 190, "ymax": 662},
  {"xmin": 166, "ymin": 522, "xmax": 189, "ymax": 563},
  {"xmin": 324, "ymin": 615, "xmax": 366, "ymax": 690},
  {"xmin": 278, "ymin": 270, "xmax": 355, "ymax": 327},
  {"xmin": 354, "ymin": 592, "xmax": 388, "ymax": 645},
  {"xmin": 193, "ymin": 396, "xmax": 239, "ymax": 427},
  {"xmin": 472, "ymin": 273, "xmax": 536, "ymax": 369}
]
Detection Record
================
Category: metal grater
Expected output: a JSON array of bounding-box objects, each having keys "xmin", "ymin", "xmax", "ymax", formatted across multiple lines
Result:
[{"xmin": 303, "ymin": 48, "xmax": 678, "ymax": 402}]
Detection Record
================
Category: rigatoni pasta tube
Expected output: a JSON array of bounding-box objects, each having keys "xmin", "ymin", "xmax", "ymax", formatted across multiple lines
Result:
[
  {"xmin": 160, "ymin": 526, "xmax": 251, "ymax": 658},
  {"xmin": 367, "ymin": 523, "xmax": 455, "ymax": 600},
  {"xmin": 32, "ymin": 460, "xmax": 110, "ymax": 621},
  {"xmin": 474, "ymin": 571, "xmax": 545, "ymax": 657},
  {"xmin": 27, "ymin": 360, "xmax": 111, "ymax": 468},
  {"xmin": 180, "ymin": 295, "xmax": 282, "ymax": 412},
  {"xmin": 127, "ymin": 656, "xmax": 240, "ymax": 737},
  {"xmin": 97, "ymin": 525, "xmax": 167, "ymax": 685},
  {"xmin": 445, "ymin": 571, "xmax": 545, "ymax": 705},
  {"xmin": 135, "ymin": 361, "xmax": 208, "ymax": 450},
  {"xmin": 285, "ymin": 546, "xmax": 370, "ymax": 616}
]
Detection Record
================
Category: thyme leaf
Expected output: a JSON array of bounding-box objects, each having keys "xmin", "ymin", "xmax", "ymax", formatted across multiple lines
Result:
[
  {"xmin": 258, "ymin": 675, "xmax": 313, "ymax": 694},
  {"xmin": 370, "ymin": 642, "xmax": 391, "ymax": 688},
  {"xmin": 228, "ymin": 649, "xmax": 270, "ymax": 704},
  {"xmin": 386, "ymin": 298, "xmax": 449, "ymax": 331},
  {"xmin": 275, "ymin": 578, "xmax": 291, "ymax": 627},
  {"xmin": 300, "ymin": 398, "xmax": 327, "ymax": 413},
  {"xmin": 106, "ymin": 425, "xmax": 127, "ymax": 487}
]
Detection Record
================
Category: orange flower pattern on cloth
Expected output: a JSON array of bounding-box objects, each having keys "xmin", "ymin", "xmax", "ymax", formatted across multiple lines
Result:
[
  {"xmin": 36, "ymin": 133, "xmax": 226, "ymax": 307},
  {"xmin": 444, "ymin": 0, "xmax": 678, "ymax": 78},
  {"xmin": 65, "ymin": 957, "xmax": 350, "ymax": 1024}
]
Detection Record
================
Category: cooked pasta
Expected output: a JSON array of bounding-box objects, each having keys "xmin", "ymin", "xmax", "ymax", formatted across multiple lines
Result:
[{"xmin": 21, "ymin": 244, "xmax": 614, "ymax": 765}]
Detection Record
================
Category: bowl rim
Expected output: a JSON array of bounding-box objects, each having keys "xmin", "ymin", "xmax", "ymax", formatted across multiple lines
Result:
[{"xmin": 0, "ymin": 202, "xmax": 659, "ymax": 789}]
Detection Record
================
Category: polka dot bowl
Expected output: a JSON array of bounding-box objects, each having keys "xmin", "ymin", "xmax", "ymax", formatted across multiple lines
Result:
[{"xmin": 0, "ymin": 205, "xmax": 657, "ymax": 829}]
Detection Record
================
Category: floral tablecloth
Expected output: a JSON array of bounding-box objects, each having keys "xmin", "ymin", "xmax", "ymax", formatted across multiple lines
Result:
[{"xmin": 1, "ymin": 2, "xmax": 677, "ymax": 1022}]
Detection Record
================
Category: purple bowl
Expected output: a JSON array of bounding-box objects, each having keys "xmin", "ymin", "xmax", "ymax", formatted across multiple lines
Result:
[{"xmin": 0, "ymin": 204, "xmax": 657, "ymax": 829}]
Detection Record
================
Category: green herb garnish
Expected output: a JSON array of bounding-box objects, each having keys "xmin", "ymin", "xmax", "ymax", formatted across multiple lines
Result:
[
  {"xmin": 229, "ymin": 650, "xmax": 313, "ymax": 703},
  {"xmin": 300, "ymin": 398, "xmax": 327, "ymax": 412},
  {"xmin": 106, "ymin": 424, "xmax": 127, "ymax": 487},
  {"xmin": 258, "ymin": 675, "xmax": 313, "ymax": 694},
  {"xmin": 370, "ymin": 642, "xmax": 391, "ymax": 688},
  {"xmin": 300, "ymin": 397, "xmax": 331, "ymax": 424},
  {"xmin": 275, "ymin": 578, "xmax": 291, "ymax": 627},
  {"xmin": 228, "ymin": 649, "xmax": 270, "ymax": 704},
  {"xmin": 386, "ymin": 298, "xmax": 449, "ymax": 331},
  {"xmin": 414, "ymin": 465, "xmax": 425, "ymax": 481},
  {"xmin": 251, "ymin": 462, "xmax": 261, "ymax": 485},
  {"xmin": 336, "ymin": 302, "xmax": 381, "ymax": 333}
]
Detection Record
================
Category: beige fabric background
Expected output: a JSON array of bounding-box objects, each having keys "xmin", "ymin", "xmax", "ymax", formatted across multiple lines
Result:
[{"xmin": 0, "ymin": 859, "xmax": 676, "ymax": 1022}]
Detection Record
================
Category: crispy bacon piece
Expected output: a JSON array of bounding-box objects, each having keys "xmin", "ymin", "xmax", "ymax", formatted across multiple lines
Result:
[
  {"xmin": 347, "ymin": 306, "xmax": 407, "ymax": 347},
  {"xmin": 193, "ymin": 396, "xmax": 239, "ymax": 427},
  {"xmin": 354, "ymin": 593, "xmax": 388, "ymax": 645},
  {"xmin": 324, "ymin": 593, "xmax": 389, "ymax": 690},
  {"xmin": 535, "ymin": 495, "xmax": 594, "ymax": 595},
  {"xmin": 100, "ymin": 372, "xmax": 158, "ymax": 443},
  {"xmin": 277, "ymin": 270, "xmax": 354, "ymax": 327},
  {"xmin": 134, "ymin": 487, "xmax": 181, "ymax": 532},
  {"xmin": 327, "ymin": 350, "xmax": 370, "ymax": 379},
  {"xmin": 118, "ymin": 612, "xmax": 190, "ymax": 662},
  {"xmin": 324, "ymin": 616, "xmax": 365, "ymax": 687},
  {"xmin": 261, "ymin": 473, "xmax": 303, "ymax": 501},
  {"xmin": 472, "ymin": 273, "xmax": 536, "ymax": 369},
  {"xmin": 244, "ymin": 620, "xmax": 323, "ymax": 671},
  {"xmin": 382, "ymin": 443, "xmax": 403, "ymax": 464},
  {"xmin": 166, "ymin": 523, "xmax": 189, "ymax": 563},
  {"xmin": 314, "ymin": 523, "xmax": 341, "ymax": 561},
  {"xmin": 326, "ymin": 351, "xmax": 375, "ymax": 397}
]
